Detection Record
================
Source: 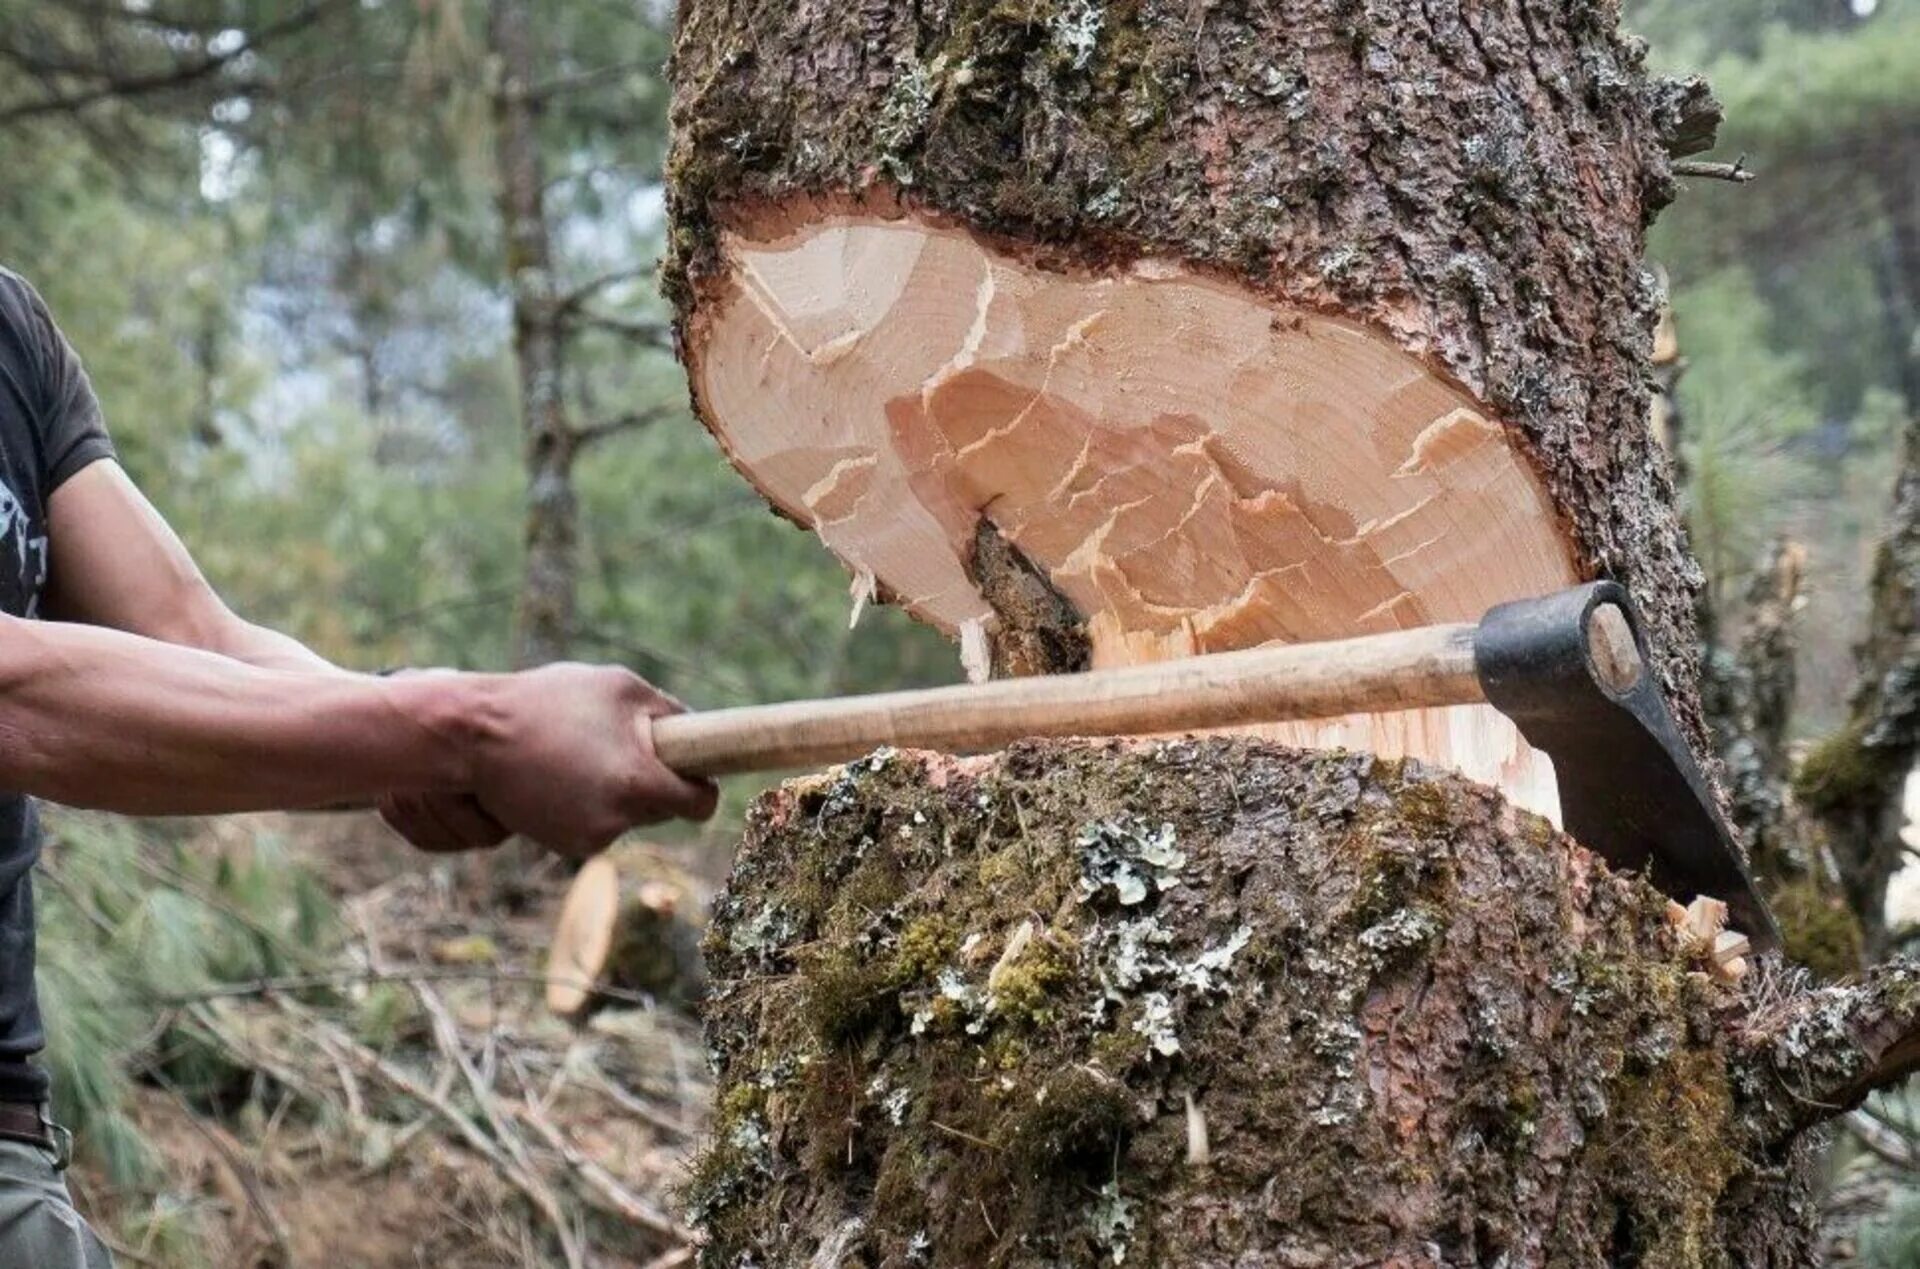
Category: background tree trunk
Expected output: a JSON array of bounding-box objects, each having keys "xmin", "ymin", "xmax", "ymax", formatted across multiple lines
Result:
[
  {"xmin": 491, "ymin": 0, "xmax": 579, "ymax": 671},
  {"xmin": 1795, "ymin": 414, "xmax": 1920, "ymax": 954}
]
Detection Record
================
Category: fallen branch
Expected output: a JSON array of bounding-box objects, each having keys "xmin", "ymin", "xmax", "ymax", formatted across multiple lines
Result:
[
  {"xmin": 282, "ymin": 997, "xmax": 589, "ymax": 1269},
  {"xmin": 512, "ymin": 1093, "xmax": 689, "ymax": 1239},
  {"xmin": 155, "ymin": 963, "xmax": 658, "ymax": 1010}
]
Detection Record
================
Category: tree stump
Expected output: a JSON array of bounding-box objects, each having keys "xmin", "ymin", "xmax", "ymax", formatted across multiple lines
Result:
[
  {"xmin": 691, "ymin": 741, "xmax": 1918, "ymax": 1267},
  {"xmin": 546, "ymin": 845, "xmax": 710, "ymax": 1019}
]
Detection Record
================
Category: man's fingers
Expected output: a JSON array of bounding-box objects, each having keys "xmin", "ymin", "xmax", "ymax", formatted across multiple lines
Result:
[
  {"xmin": 637, "ymin": 682, "xmax": 693, "ymax": 718},
  {"xmin": 634, "ymin": 711, "xmax": 719, "ymax": 822},
  {"xmin": 380, "ymin": 795, "xmax": 462, "ymax": 854},
  {"xmin": 645, "ymin": 772, "xmax": 720, "ymax": 823},
  {"xmin": 420, "ymin": 793, "xmax": 511, "ymax": 851}
]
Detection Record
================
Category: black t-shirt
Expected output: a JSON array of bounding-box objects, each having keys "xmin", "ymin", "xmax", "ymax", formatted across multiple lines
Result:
[{"xmin": 0, "ymin": 268, "xmax": 117, "ymax": 1102}]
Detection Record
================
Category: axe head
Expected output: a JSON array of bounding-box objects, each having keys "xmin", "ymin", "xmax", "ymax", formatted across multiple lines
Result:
[{"xmin": 1474, "ymin": 582, "xmax": 1782, "ymax": 951}]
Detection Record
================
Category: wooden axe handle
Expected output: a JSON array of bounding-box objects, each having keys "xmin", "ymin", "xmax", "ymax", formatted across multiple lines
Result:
[{"xmin": 653, "ymin": 622, "xmax": 1483, "ymax": 777}]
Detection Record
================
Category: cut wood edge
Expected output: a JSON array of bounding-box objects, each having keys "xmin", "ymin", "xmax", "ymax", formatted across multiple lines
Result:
[
  {"xmin": 684, "ymin": 203, "xmax": 1581, "ymax": 822},
  {"xmin": 1667, "ymin": 896, "xmax": 1751, "ymax": 982},
  {"xmin": 547, "ymin": 854, "xmax": 622, "ymax": 1018}
]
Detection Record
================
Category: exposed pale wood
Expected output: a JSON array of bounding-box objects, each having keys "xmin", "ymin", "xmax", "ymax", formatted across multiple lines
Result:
[
  {"xmin": 547, "ymin": 856, "xmax": 620, "ymax": 1017},
  {"xmin": 546, "ymin": 847, "xmax": 707, "ymax": 1019},
  {"xmin": 652, "ymin": 621, "xmax": 1481, "ymax": 777},
  {"xmin": 1588, "ymin": 604, "xmax": 1645, "ymax": 696},
  {"xmin": 1668, "ymin": 896, "xmax": 1750, "ymax": 982},
  {"xmin": 690, "ymin": 214, "xmax": 1577, "ymax": 817}
]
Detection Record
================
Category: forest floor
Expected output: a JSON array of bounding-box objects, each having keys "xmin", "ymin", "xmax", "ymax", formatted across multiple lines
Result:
[{"xmin": 70, "ymin": 813, "xmax": 720, "ymax": 1269}]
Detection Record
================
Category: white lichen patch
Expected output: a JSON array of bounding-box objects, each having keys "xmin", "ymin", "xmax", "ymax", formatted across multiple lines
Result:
[
  {"xmin": 1078, "ymin": 818, "xmax": 1186, "ymax": 907},
  {"xmin": 1178, "ymin": 925, "xmax": 1254, "ymax": 995},
  {"xmin": 876, "ymin": 57, "xmax": 936, "ymax": 157},
  {"xmin": 727, "ymin": 902, "xmax": 798, "ymax": 963},
  {"xmin": 1108, "ymin": 918, "xmax": 1175, "ymax": 991},
  {"xmin": 1357, "ymin": 907, "xmax": 1440, "ymax": 957},
  {"xmin": 1135, "ymin": 992, "xmax": 1181, "ymax": 1057},
  {"xmin": 1087, "ymin": 1181, "xmax": 1136, "ymax": 1265},
  {"xmin": 1051, "ymin": 0, "xmax": 1104, "ymax": 71}
]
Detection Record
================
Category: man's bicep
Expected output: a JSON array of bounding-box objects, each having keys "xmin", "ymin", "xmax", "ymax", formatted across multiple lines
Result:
[{"xmin": 42, "ymin": 460, "xmax": 233, "ymax": 644}]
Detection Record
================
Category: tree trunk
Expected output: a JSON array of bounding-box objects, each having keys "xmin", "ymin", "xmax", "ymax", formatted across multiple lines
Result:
[
  {"xmin": 1795, "ymin": 414, "xmax": 1920, "ymax": 954},
  {"xmin": 693, "ymin": 741, "xmax": 1917, "ymax": 1268},
  {"xmin": 491, "ymin": 0, "xmax": 578, "ymax": 671},
  {"xmin": 660, "ymin": 2, "xmax": 1915, "ymax": 1262},
  {"xmin": 666, "ymin": 0, "xmax": 1718, "ymax": 823}
]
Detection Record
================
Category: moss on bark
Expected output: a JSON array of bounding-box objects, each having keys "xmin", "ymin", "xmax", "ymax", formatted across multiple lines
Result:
[{"xmin": 692, "ymin": 741, "xmax": 1822, "ymax": 1267}]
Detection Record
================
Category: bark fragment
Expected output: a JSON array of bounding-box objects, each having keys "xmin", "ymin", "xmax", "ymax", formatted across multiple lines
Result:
[{"xmin": 965, "ymin": 517, "xmax": 1091, "ymax": 679}]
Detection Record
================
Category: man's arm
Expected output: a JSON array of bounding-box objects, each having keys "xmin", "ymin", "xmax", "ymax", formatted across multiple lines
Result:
[
  {"xmin": 14, "ymin": 461, "xmax": 716, "ymax": 852},
  {"xmin": 43, "ymin": 461, "xmax": 341, "ymax": 672},
  {"xmin": 0, "ymin": 612, "xmax": 471, "ymax": 813},
  {"xmin": 0, "ymin": 610, "xmax": 714, "ymax": 851}
]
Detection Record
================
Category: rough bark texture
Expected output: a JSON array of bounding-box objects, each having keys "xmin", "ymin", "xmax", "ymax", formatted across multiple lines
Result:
[
  {"xmin": 665, "ymin": 0, "xmax": 1717, "ymax": 764},
  {"xmin": 691, "ymin": 741, "xmax": 1862, "ymax": 1269},
  {"xmin": 492, "ymin": 0, "xmax": 579, "ymax": 671},
  {"xmin": 1795, "ymin": 414, "xmax": 1920, "ymax": 953}
]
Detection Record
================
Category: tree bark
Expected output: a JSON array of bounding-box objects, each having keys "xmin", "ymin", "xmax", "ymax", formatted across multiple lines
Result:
[
  {"xmin": 692, "ymin": 741, "xmax": 1891, "ymax": 1268},
  {"xmin": 491, "ymin": 0, "xmax": 579, "ymax": 671}
]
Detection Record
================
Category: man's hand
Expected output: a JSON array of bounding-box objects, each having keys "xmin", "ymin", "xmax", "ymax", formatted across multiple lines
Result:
[
  {"xmin": 451, "ymin": 663, "xmax": 718, "ymax": 858},
  {"xmin": 377, "ymin": 791, "xmax": 511, "ymax": 855}
]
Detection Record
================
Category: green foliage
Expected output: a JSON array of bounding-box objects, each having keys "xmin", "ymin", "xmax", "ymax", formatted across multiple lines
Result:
[
  {"xmin": 1671, "ymin": 270, "xmax": 1820, "ymax": 599},
  {"xmin": 34, "ymin": 812, "xmax": 340, "ymax": 1188},
  {"xmin": 1861, "ymin": 1189, "xmax": 1920, "ymax": 1268}
]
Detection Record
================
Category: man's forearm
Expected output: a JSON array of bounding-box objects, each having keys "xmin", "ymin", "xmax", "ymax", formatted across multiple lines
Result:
[
  {"xmin": 207, "ymin": 615, "xmax": 348, "ymax": 675},
  {"xmin": 0, "ymin": 613, "xmax": 493, "ymax": 815}
]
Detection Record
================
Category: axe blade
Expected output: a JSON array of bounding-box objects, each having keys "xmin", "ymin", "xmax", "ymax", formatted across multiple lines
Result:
[{"xmin": 1474, "ymin": 582, "xmax": 1781, "ymax": 951}]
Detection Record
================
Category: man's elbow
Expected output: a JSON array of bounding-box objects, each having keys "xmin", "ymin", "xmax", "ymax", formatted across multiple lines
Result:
[{"xmin": 144, "ymin": 581, "xmax": 252, "ymax": 657}]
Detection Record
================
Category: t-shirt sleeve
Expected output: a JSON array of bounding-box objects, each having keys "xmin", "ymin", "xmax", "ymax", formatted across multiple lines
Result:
[{"xmin": 2, "ymin": 273, "xmax": 115, "ymax": 491}]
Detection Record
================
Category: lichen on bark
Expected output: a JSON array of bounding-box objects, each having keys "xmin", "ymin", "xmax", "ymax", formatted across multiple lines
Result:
[{"xmin": 692, "ymin": 741, "xmax": 1837, "ymax": 1268}]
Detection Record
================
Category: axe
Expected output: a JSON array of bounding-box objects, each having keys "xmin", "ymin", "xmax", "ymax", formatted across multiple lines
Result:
[{"xmin": 655, "ymin": 582, "xmax": 1780, "ymax": 950}]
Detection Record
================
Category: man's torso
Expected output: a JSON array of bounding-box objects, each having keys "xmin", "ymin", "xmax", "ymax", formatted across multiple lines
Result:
[{"xmin": 0, "ymin": 269, "xmax": 101, "ymax": 1099}]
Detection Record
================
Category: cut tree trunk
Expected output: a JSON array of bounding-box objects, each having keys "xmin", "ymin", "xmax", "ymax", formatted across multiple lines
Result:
[
  {"xmin": 657, "ymin": 2, "xmax": 1920, "ymax": 1263},
  {"xmin": 665, "ymin": 0, "xmax": 1717, "ymax": 822},
  {"xmin": 691, "ymin": 741, "xmax": 1920, "ymax": 1268}
]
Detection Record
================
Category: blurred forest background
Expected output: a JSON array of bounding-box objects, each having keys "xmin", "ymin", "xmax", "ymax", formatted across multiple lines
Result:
[{"xmin": 0, "ymin": 0, "xmax": 1914, "ymax": 1264}]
